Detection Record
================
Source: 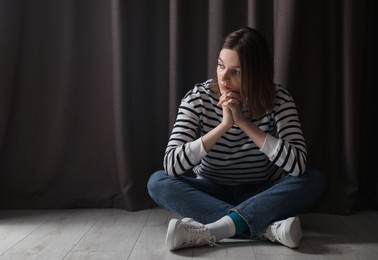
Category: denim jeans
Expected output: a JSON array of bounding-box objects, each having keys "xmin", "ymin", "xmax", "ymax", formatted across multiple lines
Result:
[{"xmin": 147, "ymin": 168, "xmax": 325, "ymax": 238}]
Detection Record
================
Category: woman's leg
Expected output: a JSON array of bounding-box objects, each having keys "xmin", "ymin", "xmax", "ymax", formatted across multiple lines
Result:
[
  {"xmin": 147, "ymin": 170, "xmax": 234, "ymax": 224},
  {"xmin": 231, "ymin": 168, "xmax": 325, "ymax": 237},
  {"xmin": 149, "ymin": 168, "xmax": 325, "ymax": 250}
]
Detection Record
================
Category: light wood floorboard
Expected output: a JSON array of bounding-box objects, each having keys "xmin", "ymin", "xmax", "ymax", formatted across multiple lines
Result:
[{"xmin": 0, "ymin": 208, "xmax": 377, "ymax": 259}]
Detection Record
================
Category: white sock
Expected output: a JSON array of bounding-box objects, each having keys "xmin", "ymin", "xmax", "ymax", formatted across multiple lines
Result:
[{"xmin": 205, "ymin": 216, "xmax": 236, "ymax": 241}]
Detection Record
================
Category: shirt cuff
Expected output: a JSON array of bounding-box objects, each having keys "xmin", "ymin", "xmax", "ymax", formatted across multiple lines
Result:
[
  {"xmin": 260, "ymin": 134, "xmax": 281, "ymax": 159},
  {"xmin": 187, "ymin": 137, "xmax": 208, "ymax": 162}
]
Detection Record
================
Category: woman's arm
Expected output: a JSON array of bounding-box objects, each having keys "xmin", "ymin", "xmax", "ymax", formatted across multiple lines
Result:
[
  {"xmin": 219, "ymin": 91, "xmax": 267, "ymax": 149},
  {"xmin": 163, "ymin": 104, "xmax": 206, "ymax": 176},
  {"xmin": 221, "ymin": 89, "xmax": 307, "ymax": 176},
  {"xmin": 164, "ymin": 88, "xmax": 237, "ymax": 176},
  {"xmin": 201, "ymin": 104, "xmax": 233, "ymax": 152}
]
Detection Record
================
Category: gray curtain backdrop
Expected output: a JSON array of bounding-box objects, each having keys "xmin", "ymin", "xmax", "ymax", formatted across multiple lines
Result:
[{"xmin": 0, "ymin": 0, "xmax": 376, "ymax": 214}]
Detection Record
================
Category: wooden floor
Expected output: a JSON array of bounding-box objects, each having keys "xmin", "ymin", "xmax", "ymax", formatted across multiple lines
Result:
[{"xmin": 0, "ymin": 208, "xmax": 377, "ymax": 260}]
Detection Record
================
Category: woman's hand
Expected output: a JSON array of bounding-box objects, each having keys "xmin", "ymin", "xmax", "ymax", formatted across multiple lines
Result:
[
  {"xmin": 202, "ymin": 92, "xmax": 239, "ymax": 152},
  {"xmin": 221, "ymin": 104, "xmax": 234, "ymax": 129},
  {"xmin": 216, "ymin": 91, "xmax": 266, "ymax": 149},
  {"xmin": 218, "ymin": 92, "xmax": 245, "ymax": 127}
]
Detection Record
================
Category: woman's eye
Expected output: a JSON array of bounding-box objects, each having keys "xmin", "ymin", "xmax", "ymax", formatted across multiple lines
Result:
[
  {"xmin": 217, "ymin": 63, "xmax": 225, "ymax": 69},
  {"xmin": 234, "ymin": 70, "xmax": 241, "ymax": 75}
]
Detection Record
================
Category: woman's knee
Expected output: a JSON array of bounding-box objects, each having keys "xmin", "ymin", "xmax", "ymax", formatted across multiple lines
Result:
[
  {"xmin": 305, "ymin": 168, "xmax": 325, "ymax": 186},
  {"xmin": 147, "ymin": 170, "xmax": 167, "ymax": 186},
  {"xmin": 147, "ymin": 170, "xmax": 167, "ymax": 198},
  {"xmin": 302, "ymin": 168, "xmax": 326, "ymax": 197}
]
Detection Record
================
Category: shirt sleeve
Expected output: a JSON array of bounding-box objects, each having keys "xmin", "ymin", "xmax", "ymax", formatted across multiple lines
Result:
[
  {"xmin": 163, "ymin": 99, "xmax": 208, "ymax": 176},
  {"xmin": 260, "ymin": 89, "xmax": 307, "ymax": 176}
]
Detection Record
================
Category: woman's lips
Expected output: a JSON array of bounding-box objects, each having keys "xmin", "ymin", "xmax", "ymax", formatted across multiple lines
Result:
[{"xmin": 219, "ymin": 82, "xmax": 230, "ymax": 92}]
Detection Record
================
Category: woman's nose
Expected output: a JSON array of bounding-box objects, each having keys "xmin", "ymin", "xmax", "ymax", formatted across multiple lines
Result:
[{"xmin": 221, "ymin": 69, "xmax": 230, "ymax": 81}]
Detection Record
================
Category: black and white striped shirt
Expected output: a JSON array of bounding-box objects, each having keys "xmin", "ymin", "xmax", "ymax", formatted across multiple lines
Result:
[{"xmin": 164, "ymin": 79, "xmax": 307, "ymax": 185}]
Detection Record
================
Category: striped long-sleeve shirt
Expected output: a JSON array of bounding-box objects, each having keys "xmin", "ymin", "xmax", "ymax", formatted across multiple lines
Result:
[{"xmin": 164, "ymin": 79, "xmax": 307, "ymax": 185}]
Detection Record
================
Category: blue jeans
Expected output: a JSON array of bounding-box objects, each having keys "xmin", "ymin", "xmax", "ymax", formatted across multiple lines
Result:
[{"xmin": 147, "ymin": 168, "xmax": 325, "ymax": 238}]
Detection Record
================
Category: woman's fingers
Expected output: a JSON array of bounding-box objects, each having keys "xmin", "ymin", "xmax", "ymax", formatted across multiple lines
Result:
[
  {"xmin": 217, "ymin": 93, "xmax": 228, "ymax": 106},
  {"xmin": 218, "ymin": 92, "xmax": 242, "ymax": 106},
  {"xmin": 226, "ymin": 92, "xmax": 242, "ymax": 102},
  {"xmin": 225, "ymin": 98, "xmax": 241, "ymax": 107}
]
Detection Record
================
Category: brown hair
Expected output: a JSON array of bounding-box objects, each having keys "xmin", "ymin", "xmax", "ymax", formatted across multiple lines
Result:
[{"xmin": 211, "ymin": 27, "xmax": 275, "ymax": 117}]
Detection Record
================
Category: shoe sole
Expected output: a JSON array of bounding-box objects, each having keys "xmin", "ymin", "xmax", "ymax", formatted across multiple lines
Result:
[
  {"xmin": 166, "ymin": 219, "xmax": 179, "ymax": 250},
  {"xmin": 283, "ymin": 216, "xmax": 302, "ymax": 248}
]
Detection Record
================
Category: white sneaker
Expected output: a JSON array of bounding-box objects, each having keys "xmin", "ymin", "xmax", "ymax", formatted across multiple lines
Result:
[
  {"xmin": 263, "ymin": 216, "xmax": 302, "ymax": 248},
  {"xmin": 181, "ymin": 217, "xmax": 203, "ymax": 227},
  {"xmin": 165, "ymin": 218, "xmax": 216, "ymax": 250}
]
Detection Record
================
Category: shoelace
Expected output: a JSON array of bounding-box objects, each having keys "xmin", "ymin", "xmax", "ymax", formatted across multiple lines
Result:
[{"xmin": 184, "ymin": 226, "xmax": 218, "ymax": 247}]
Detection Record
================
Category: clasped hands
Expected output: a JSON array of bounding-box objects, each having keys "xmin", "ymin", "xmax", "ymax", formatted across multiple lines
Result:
[{"xmin": 217, "ymin": 91, "xmax": 246, "ymax": 128}]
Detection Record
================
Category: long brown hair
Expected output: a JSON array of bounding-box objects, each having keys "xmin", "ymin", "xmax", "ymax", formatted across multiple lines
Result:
[{"xmin": 211, "ymin": 27, "xmax": 275, "ymax": 117}]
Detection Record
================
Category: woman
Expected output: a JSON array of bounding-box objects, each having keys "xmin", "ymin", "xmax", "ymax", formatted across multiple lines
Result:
[{"xmin": 147, "ymin": 27, "xmax": 324, "ymax": 250}]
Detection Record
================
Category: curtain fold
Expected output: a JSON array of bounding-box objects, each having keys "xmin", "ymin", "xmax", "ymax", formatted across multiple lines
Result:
[
  {"xmin": 357, "ymin": 0, "xmax": 378, "ymax": 211},
  {"xmin": 0, "ymin": 0, "xmax": 376, "ymax": 214}
]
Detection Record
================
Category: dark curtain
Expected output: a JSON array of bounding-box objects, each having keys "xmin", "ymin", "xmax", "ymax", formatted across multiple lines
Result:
[{"xmin": 0, "ymin": 0, "xmax": 376, "ymax": 214}]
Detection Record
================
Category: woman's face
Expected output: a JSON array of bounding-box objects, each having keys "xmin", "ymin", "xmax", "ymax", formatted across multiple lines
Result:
[{"xmin": 217, "ymin": 49, "xmax": 242, "ymax": 95}]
